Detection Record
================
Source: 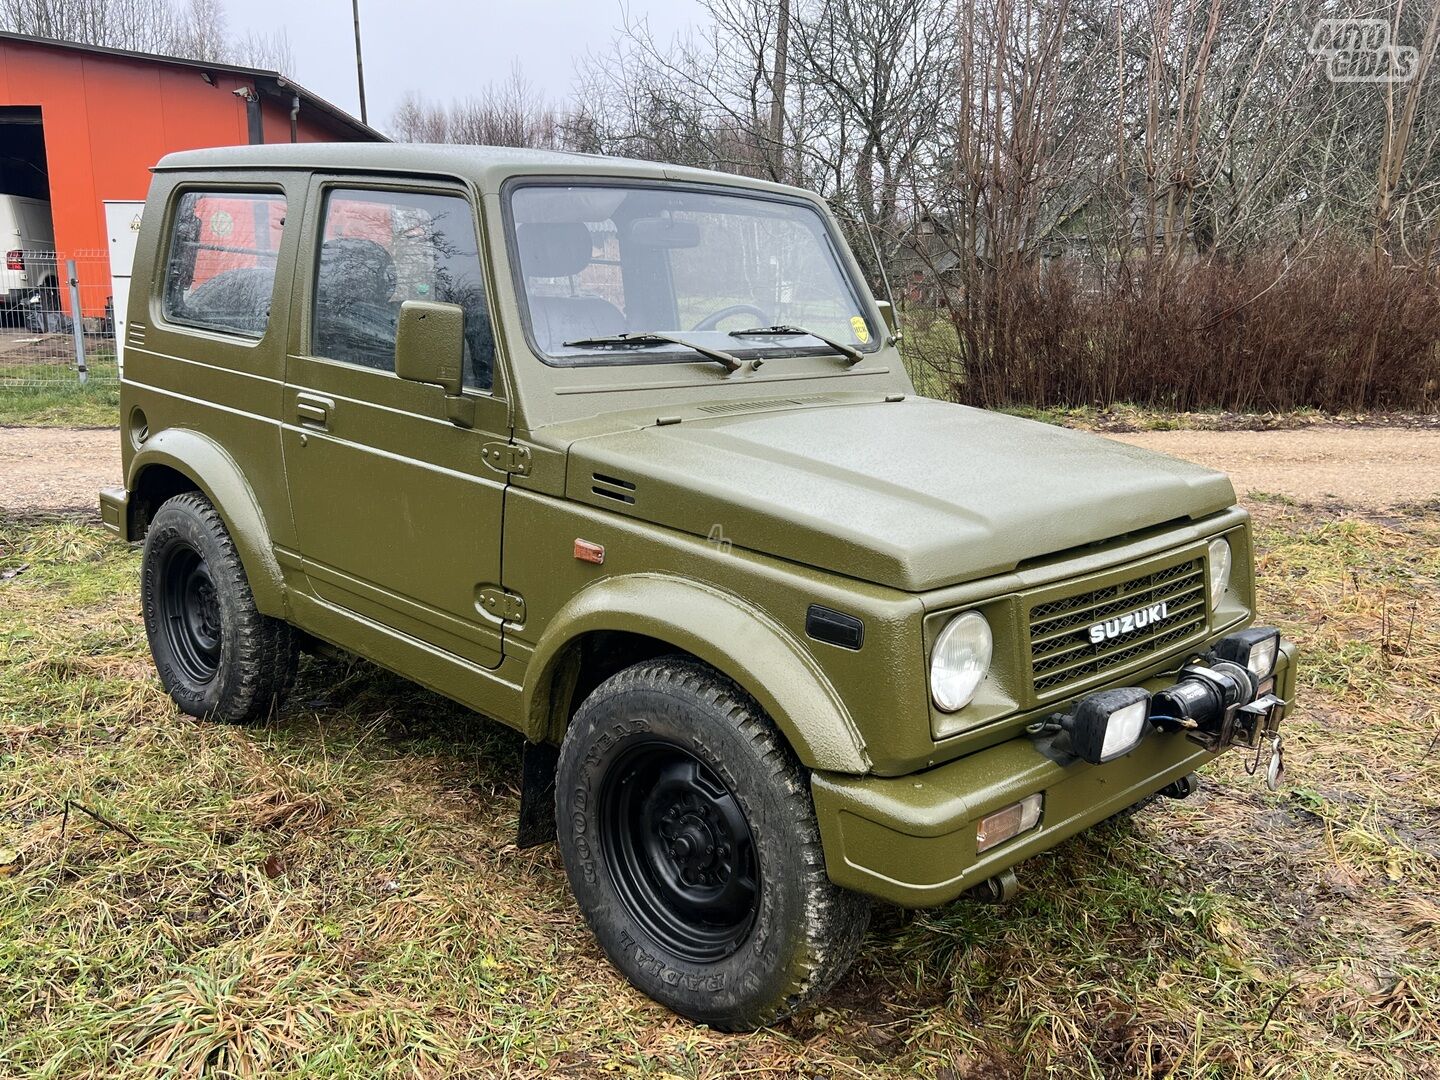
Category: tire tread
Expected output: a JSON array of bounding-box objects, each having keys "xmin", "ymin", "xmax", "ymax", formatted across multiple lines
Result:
[
  {"xmin": 567, "ymin": 654, "xmax": 869, "ymax": 1027},
  {"xmin": 144, "ymin": 491, "xmax": 297, "ymax": 724}
]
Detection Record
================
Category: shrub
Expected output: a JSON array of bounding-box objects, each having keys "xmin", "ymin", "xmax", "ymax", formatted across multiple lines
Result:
[{"xmin": 904, "ymin": 247, "xmax": 1440, "ymax": 413}]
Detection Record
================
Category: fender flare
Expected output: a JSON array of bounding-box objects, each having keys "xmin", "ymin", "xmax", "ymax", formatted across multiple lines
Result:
[
  {"xmin": 127, "ymin": 428, "xmax": 287, "ymax": 617},
  {"xmin": 522, "ymin": 573, "xmax": 871, "ymax": 774}
]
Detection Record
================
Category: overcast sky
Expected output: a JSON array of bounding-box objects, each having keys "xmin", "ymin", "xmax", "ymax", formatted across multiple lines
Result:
[{"xmin": 228, "ymin": 0, "xmax": 707, "ymax": 133}]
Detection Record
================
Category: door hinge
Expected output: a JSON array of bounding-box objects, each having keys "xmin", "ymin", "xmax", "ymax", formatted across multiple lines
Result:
[
  {"xmin": 477, "ymin": 586, "xmax": 526, "ymax": 624},
  {"xmin": 482, "ymin": 441, "xmax": 531, "ymax": 476}
]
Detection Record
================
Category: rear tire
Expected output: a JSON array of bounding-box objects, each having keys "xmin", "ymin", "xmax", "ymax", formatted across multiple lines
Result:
[
  {"xmin": 556, "ymin": 656, "xmax": 869, "ymax": 1030},
  {"xmin": 141, "ymin": 491, "xmax": 297, "ymax": 723}
]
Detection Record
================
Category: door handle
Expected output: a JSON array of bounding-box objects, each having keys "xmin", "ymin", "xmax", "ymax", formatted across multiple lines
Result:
[{"xmin": 296, "ymin": 394, "xmax": 331, "ymax": 429}]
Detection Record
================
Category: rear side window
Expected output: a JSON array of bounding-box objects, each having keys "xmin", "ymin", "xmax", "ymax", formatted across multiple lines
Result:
[
  {"xmin": 162, "ymin": 190, "xmax": 286, "ymax": 338},
  {"xmin": 312, "ymin": 188, "xmax": 494, "ymax": 390}
]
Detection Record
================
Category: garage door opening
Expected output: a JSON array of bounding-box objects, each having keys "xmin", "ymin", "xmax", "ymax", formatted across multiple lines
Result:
[{"xmin": 0, "ymin": 104, "xmax": 57, "ymax": 329}]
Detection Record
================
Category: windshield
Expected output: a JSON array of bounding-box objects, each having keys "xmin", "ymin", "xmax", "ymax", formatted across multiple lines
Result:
[{"xmin": 507, "ymin": 183, "xmax": 878, "ymax": 366}]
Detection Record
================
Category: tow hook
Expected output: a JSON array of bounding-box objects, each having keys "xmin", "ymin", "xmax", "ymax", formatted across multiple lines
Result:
[
  {"xmin": 1248, "ymin": 732, "xmax": 1286, "ymax": 791},
  {"xmin": 1147, "ymin": 628, "xmax": 1291, "ymax": 791}
]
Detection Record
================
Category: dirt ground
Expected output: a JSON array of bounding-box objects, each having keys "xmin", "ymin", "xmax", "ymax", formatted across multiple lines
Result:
[
  {"xmin": 2, "ymin": 423, "xmax": 1439, "ymax": 514},
  {"xmin": 1110, "ymin": 427, "xmax": 1440, "ymax": 509},
  {"xmin": 0, "ymin": 327, "xmax": 104, "ymax": 369},
  {"xmin": 0, "ymin": 426, "xmax": 121, "ymax": 514}
]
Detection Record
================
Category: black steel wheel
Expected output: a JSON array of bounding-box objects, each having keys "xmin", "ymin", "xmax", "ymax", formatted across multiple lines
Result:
[
  {"xmin": 155, "ymin": 542, "xmax": 222, "ymax": 685},
  {"xmin": 556, "ymin": 655, "xmax": 869, "ymax": 1030},
  {"xmin": 141, "ymin": 491, "xmax": 297, "ymax": 723},
  {"xmin": 600, "ymin": 740, "xmax": 759, "ymax": 964}
]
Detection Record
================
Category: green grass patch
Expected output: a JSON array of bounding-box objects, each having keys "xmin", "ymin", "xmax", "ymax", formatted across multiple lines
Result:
[
  {"xmin": 0, "ymin": 383, "xmax": 120, "ymax": 428},
  {"xmin": 1, "ymin": 505, "xmax": 1437, "ymax": 1077}
]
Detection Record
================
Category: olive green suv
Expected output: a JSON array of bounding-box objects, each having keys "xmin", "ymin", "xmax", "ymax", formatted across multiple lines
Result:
[{"xmin": 100, "ymin": 144, "xmax": 1296, "ymax": 1030}]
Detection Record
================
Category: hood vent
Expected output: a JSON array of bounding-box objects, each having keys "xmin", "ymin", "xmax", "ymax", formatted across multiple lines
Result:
[
  {"xmin": 696, "ymin": 394, "xmax": 839, "ymax": 416},
  {"xmin": 592, "ymin": 472, "xmax": 637, "ymax": 505}
]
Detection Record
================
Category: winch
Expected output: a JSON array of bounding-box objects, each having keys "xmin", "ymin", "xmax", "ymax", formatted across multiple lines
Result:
[{"xmin": 1041, "ymin": 626, "xmax": 1289, "ymax": 789}]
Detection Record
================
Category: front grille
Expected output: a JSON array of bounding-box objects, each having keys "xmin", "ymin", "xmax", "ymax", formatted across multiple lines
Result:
[{"xmin": 1028, "ymin": 557, "xmax": 1207, "ymax": 695}]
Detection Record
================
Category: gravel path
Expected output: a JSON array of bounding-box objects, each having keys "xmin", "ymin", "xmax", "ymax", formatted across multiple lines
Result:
[
  {"xmin": 1, "ymin": 427, "xmax": 121, "ymax": 514},
  {"xmin": 1107, "ymin": 428, "xmax": 1440, "ymax": 510},
  {"xmin": 2, "ymin": 424, "xmax": 1437, "ymax": 515}
]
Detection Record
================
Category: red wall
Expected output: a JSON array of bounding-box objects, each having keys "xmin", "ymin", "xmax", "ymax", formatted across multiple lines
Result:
[{"xmin": 0, "ymin": 38, "xmax": 360, "ymax": 266}]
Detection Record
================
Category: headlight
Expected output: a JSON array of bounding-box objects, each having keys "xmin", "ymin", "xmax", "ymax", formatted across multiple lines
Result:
[
  {"xmin": 930, "ymin": 611, "xmax": 992, "ymax": 712},
  {"xmin": 1207, "ymin": 538, "xmax": 1232, "ymax": 609}
]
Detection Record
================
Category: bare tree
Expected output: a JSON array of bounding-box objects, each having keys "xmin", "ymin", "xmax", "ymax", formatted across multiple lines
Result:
[
  {"xmin": 1, "ymin": 0, "xmax": 300, "ymax": 73},
  {"xmin": 169, "ymin": 0, "xmax": 227, "ymax": 61},
  {"xmin": 235, "ymin": 28, "xmax": 296, "ymax": 73},
  {"xmin": 390, "ymin": 66, "xmax": 569, "ymax": 149},
  {"xmin": 1372, "ymin": 0, "xmax": 1440, "ymax": 260},
  {"xmin": 1, "ymin": 0, "xmax": 174, "ymax": 50}
]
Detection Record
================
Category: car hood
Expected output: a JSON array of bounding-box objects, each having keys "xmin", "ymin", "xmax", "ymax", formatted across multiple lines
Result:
[{"xmin": 563, "ymin": 397, "xmax": 1236, "ymax": 591}]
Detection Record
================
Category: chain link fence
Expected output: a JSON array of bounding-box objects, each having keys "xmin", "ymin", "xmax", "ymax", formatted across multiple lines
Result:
[{"xmin": 1, "ymin": 250, "xmax": 120, "ymax": 389}]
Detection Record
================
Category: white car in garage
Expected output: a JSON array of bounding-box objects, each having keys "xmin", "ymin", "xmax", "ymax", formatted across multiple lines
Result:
[{"xmin": 1, "ymin": 193, "xmax": 58, "ymax": 327}]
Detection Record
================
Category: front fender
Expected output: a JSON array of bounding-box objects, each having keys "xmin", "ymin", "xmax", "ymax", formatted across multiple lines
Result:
[
  {"xmin": 523, "ymin": 573, "xmax": 871, "ymax": 774},
  {"xmin": 127, "ymin": 429, "xmax": 287, "ymax": 617}
]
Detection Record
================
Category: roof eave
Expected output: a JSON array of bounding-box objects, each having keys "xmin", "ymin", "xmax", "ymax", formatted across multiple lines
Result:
[{"xmin": 0, "ymin": 29, "xmax": 385, "ymax": 142}]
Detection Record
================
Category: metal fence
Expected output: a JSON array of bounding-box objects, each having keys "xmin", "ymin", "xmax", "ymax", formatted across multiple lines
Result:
[{"xmin": 0, "ymin": 250, "xmax": 120, "ymax": 388}]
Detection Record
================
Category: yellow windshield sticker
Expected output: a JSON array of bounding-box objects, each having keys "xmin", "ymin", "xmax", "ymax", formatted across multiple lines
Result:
[{"xmin": 851, "ymin": 316, "xmax": 871, "ymax": 343}]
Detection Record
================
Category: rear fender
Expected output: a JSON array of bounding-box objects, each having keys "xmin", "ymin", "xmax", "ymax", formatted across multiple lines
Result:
[
  {"xmin": 523, "ymin": 573, "xmax": 870, "ymax": 774},
  {"xmin": 127, "ymin": 428, "xmax": 286, "ymax": 617}
]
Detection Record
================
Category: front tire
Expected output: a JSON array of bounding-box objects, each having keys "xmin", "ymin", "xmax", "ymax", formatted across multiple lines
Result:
[
  {"xmin": 556, "ymin": 656, "xmax": 869, "ymax": 1030},
  {"xmin": 141, "ymin": 491, "xmax": 297, "ymax": 723}
]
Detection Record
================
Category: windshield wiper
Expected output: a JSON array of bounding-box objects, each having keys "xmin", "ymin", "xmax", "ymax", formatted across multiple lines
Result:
[
  {"xmin": 728, "ymin": 324, "xmax": 864, "ymax": 365},
  {"xmin": 562, "ymin": 332, "xmax": 741, "ymax": 373}
]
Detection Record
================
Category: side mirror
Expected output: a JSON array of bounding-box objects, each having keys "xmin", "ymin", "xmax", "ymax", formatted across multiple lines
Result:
[
  {"xmin": 395, "ymin": 300, "xmax": 465, "ymax": 395},
  {"xmin": 875, "ymin": 300, "xmax": 900, "ymax": 341},
  {"xmin": 395, "ymin": 300, "xmax": 475, "ymax": 427}
]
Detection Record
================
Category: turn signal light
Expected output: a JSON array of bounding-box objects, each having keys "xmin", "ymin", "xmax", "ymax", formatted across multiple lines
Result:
[
  {"xmin": 975, "ymin": 793, "xmax": 1043, "ymax": 853},
  {"xmin": 573, "ymin": 538, "xmax": 605, "ymax": 564}
]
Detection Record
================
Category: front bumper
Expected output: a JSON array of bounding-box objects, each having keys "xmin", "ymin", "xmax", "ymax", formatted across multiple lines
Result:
[{"xmin": 812, "ymin": 640, "xmax": 1296, "ymax": 907}]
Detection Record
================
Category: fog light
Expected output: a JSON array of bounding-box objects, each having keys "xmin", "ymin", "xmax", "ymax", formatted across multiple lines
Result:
[
  {"xmin": 976, "ymin": 793, "xmax": 1043, "ymax": 854},
  {"xmin": 1061, "ymin": 686, "xmax": 1151, "ymax": 764},
  {"xmin": 1213, "ymin": 626, "xmax": 1280, "ymax": 679}
]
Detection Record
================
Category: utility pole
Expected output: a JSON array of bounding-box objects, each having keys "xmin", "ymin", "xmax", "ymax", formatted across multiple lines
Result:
[
  {"xmin": 768, "ymin": 0, "xmax": 790, "ymax": 182},
  {"xmin": 352, "ymin": 0, "xmax": 369, "ymax": 125}
]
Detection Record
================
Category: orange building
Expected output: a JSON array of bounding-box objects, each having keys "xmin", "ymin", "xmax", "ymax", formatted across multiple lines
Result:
[{"xmin": 0, "ymin": 31, "xmax": 382, "ymax": 266}]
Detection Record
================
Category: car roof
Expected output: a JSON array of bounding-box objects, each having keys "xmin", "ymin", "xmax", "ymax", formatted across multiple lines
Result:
[{"xmin": 154, "ymin": 143, "xmax": 811, "ymax": 199}]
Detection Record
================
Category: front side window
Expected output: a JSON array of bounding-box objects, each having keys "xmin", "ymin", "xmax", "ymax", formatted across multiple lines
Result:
[
  {"xmin": 508, "ymin": 183, "xmax": 876, "ymax": 367},
  {"xmin": 163, "ymin": 190, "xmax": 285, "ymax": 338},
  {"xmin": 312, "ymin": 188, "xmax": 493, "ymax": 390}
]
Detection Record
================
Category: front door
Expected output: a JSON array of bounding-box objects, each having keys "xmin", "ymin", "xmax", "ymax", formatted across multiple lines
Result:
[{"xmin": 281, "ymin": 178, "xmax": 509, "ymax": 669}]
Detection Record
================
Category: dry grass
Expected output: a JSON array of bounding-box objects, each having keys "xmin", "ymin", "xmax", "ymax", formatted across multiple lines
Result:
[{"xmin": 1, "ymin": 501, "xmax": 1437, "ymax": 1078}]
